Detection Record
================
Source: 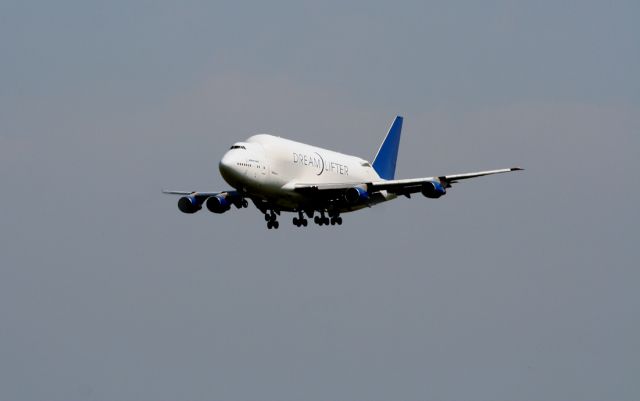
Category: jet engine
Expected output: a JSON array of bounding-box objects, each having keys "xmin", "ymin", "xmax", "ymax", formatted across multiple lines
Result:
[
  {"xmin": 344, "ymin": 186, "xmax": 369, "ymax": 204},
  {"xmin": 178, "ymin": 196, "xmax": 203, "ymax": 214},
  {"xmin": 421, "ymin": 181, "xmax": 446, "ymax": 198},
  {"xmin": 206, "ymin": 195, "xmax": 232, "ymax": 214}
]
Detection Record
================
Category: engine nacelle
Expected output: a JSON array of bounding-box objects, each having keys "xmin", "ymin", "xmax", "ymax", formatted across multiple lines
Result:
[
  {"xmin": 344, "ymin": 186, "xmax": 369, "ymax": 204},
  {"xmin": 178, "ymin": 196, "xmax": 202, "ymax": 214},
  {"xmin": 421, "ymin": 181, "xmax": 446, "ymax": 199},
  {"xmin": 206, "ymin": 194, "xmax": 231, "ymax": 214}
]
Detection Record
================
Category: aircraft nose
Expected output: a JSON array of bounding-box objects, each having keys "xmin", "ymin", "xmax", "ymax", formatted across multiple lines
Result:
[
  {"xmin": 219, "ymin": 151, "xmax": 233, "ymax": 175},
  {"xmin": 219, "ymin": 151, "xmax": 239, "ymax": 185}
]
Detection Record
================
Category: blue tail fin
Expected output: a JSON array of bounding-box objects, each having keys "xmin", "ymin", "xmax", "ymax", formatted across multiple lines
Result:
[{"xmin": 372, "ymin": 116, "xmax": 403, "ymax": 180}]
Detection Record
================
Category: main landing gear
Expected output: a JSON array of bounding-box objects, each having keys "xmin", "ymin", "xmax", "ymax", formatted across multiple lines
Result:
[
  {"xmin": 292, "ymin": 211, "xmax": 308, "ymax": 227},
  {"xmin": 266, "ymin": 209, "xmax": 342, "ymax": 229},
  {"xmin": 265, "ymin": 210, "xmax": 279, "ymax": 229},
  {"xmin": 313, "ymin": 210, "xmax": 342, "ymax": 226}
]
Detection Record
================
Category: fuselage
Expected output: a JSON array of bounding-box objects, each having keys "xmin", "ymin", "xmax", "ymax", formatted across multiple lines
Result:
[{"xmin": 218, "ymin": 134, "xmax": 388, "ymax": 211}]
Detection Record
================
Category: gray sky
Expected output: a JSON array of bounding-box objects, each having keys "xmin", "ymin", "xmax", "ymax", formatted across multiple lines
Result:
[{"xmin": 1, "ymin": 1, "xmax": 639, "ymax": 400}]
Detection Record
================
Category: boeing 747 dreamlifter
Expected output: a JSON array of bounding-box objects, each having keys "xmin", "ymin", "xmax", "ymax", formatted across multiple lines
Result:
[{"xmin": 164, "ymin": 116, "xmax": 522, "ymax": 229}]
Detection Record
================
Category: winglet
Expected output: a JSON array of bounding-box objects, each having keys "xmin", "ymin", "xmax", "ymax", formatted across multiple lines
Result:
[{"xmin": 372, "ymin": 116, "xmax": 403, "ymax": 180}]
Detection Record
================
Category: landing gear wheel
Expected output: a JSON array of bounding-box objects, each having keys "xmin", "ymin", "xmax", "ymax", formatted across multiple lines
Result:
[
  {"xmin": 267, "ymin": 221, "xmax": 273, "ymax": 229},
  {"xmin": 330, "ymin": 218, "xmax": 336, "ymax": 225},
  {"xmin": 337, "ymin": 217, "xmax": 343, "ymax": 225},
  {"xmin": 242, "ymin": 199, "xmax": 249, "ymax": 208},
  {"xmin": 317, "ymin": 211, "xmax": 329, "ymax": 226},
  {"xmin": 295, "ymin": 211, "xmax": 307, "ymax": 228},
  {"xmin": 273, "ymin": 221, "xmax": 279, "ymax": 229},
  {"xmin": 265, "ymin": 214, "xmax": 270, "ymax": 221}
]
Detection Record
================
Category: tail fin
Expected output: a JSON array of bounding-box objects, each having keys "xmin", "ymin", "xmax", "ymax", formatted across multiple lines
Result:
[{"xmin": 372, "ymin": 116, "xmax": 403, "ymax": 180}]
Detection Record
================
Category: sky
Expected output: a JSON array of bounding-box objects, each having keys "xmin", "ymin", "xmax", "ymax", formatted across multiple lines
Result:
[{"xmin": 1, "ymin": 1, "xmax": 639, "ymax": 400}]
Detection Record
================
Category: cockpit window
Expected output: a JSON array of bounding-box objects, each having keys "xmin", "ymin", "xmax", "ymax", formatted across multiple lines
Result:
[
  {"xmin": 361, "ymin": 161, "xmax": 371, "ymax": 167},
  {"xmin": 230, "ymin": 145, "xmax": 246, "ymax": 150}
]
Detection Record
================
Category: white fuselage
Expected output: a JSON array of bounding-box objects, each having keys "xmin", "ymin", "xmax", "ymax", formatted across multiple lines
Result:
[{"xmin": 218, "ymin": 134, "xmax": 390, "ymax": 211}]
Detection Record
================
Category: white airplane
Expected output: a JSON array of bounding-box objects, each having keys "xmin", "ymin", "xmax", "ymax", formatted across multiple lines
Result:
[{"xmin": 164, "ymin": 116, "xmax": 522, "ymax": 229}]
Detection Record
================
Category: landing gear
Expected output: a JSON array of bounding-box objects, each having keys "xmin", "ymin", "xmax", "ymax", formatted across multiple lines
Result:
[
  {"xmin": 312, "ymin": 210, "xmax": 342, "ymax": 226},
  {"xmin": 265, "ymin": 209, "xmax": 279, "ymax": 229},
  {"xmin": 314, "ymin": 211, "xmax": 331, "ymax": 226},
  {"xmin": 328, "ymin": 210, "xmax": 342, "ymax": 225},
  {"xmin": 293, "ymin": 211, "xmax": 308, "ymax": 227},
  {"xmin": 235, "ymin": 197, "xmax": 249, "ymax": 209},
  {"xmin": 292, "ymin": 217, "xmax": 308, "ymax": 227},
  {"xmin": 264, "ymin": 207, "xmax": 341, "ymax": 229}
]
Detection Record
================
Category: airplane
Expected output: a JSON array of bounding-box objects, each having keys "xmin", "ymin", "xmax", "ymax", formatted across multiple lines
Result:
[{"xmin": 164, "ymin": 116, "xmax": 522, "ymax": 229}]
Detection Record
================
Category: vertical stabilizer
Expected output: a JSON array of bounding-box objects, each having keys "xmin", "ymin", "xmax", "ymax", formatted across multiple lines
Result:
[{"xmin": 372, "ymin": 116, "xmax": 403, "ymax": 180}]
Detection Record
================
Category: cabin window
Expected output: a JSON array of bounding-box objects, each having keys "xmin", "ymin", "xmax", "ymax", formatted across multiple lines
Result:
[{"xmin": 230, "ymin": 145, "xmax": 246, "ymax": 150}]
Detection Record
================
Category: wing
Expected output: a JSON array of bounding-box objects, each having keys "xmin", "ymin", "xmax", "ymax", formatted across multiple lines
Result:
[
  {"xmin": 162, "ymin": 189, "xmax": 247, "ymax": 214},
  {"xmin": 369, "ymin": 167, "xmax": 523, "ymax": 196},
  {"xmin": 293, "ymin": 167, "xmax": 523, "ymax": 198},
  {"xmin": 162, "ymin": 189, "xmax": 222, "ymax": 197}
]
